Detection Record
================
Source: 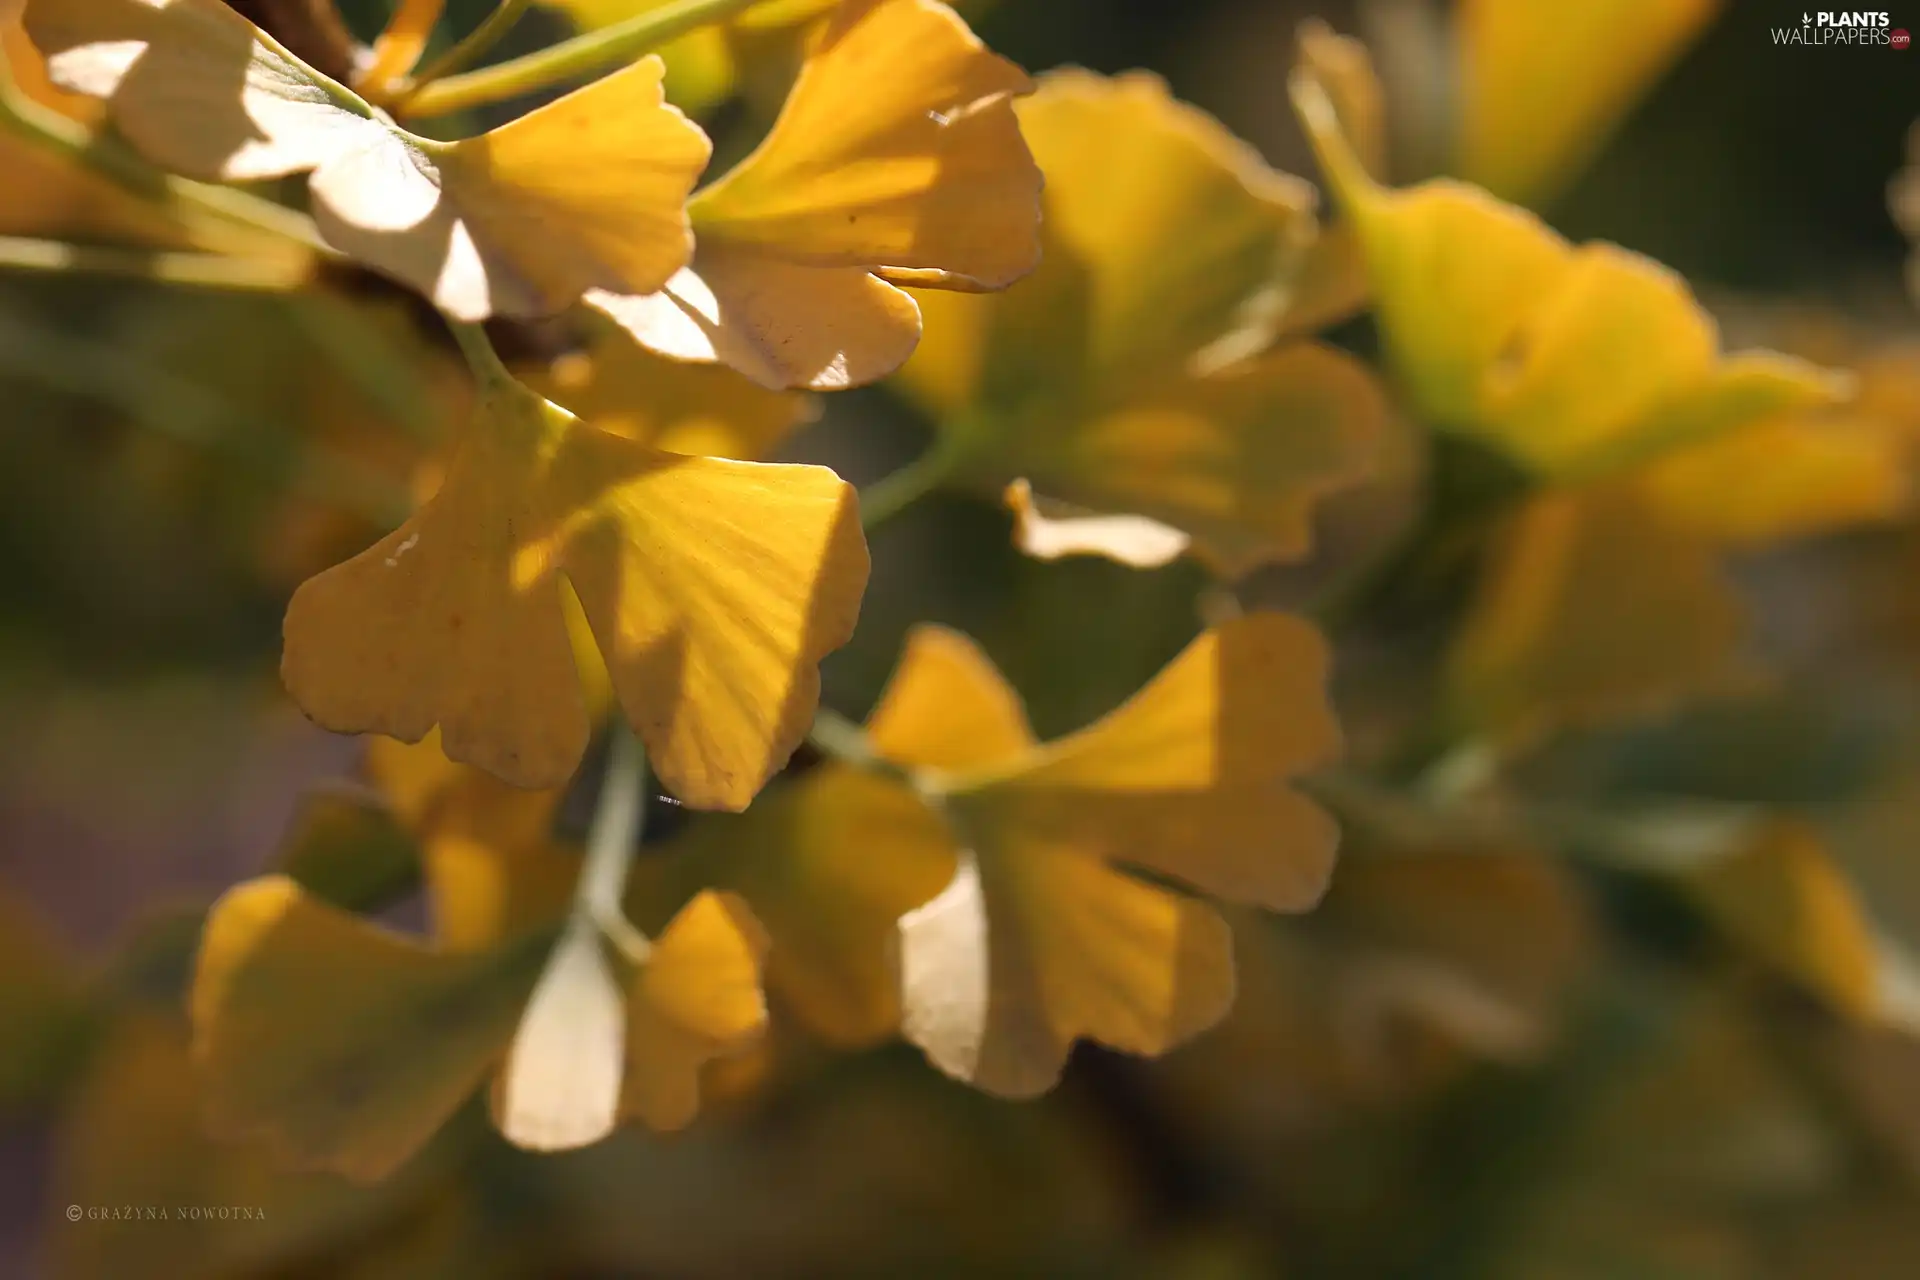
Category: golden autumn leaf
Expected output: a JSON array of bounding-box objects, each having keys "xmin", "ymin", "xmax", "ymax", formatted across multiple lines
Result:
[
  {"xmin": 1638, "ymin": 402, "xmax": 1912, "ymax": 546},
  {"xmin": 1457, "ymin": 0, "xmax": 1722, "ymax": 206},
  {"xmin": 650, "ymin": 766, "xmax": 961, "ymax": 1048},
  {"xmin": 654, "ymin": 613, "xmax": 1342, "ymax": 1096},
  {"xmin": 1680, "ymin": 770, "xmax": 1920, "ymax": 1036},
  {"xmin": 1443, "ymin": 482, "xmax": 1746, "ymax": 739},
  {"xmin": 1289, "ymin": 45, "xmax": 1842, "ymax": 479},
  {"xmin": 191, "ymin": 874, "xmax": 559, "ymax": 1182},
  {"xmin": 193, "ymin": 740, "xmax": 775, "ymax": 1179},
  {"xmin": 357, "ymin": 0, "xmax": 441, "ymax": 101},
  {"xmin": 26, "ymin": 0, "xmax": 711, "ymax": 319},
  {"xmin": 1002, "ymin": 478, "xmax": 1194, "ymax": 570},
  {"xmin": 894, "ymin": 69, "xmax": 1384, "ymax": 576},
  {"xmin": 1684, "ymin": 819, "xmax": 1885, "ymax": 1023},
  {"xmin": 586, "ymin": 0, "xmax": 1044, "ymax": 390},
  {"xmin": 366, "ymin": 731, "xmax": 578, "ymax": 950},
  {"xmin": 520, "ymin": 316, "xmax": 817, "ymax": 460},
  {"xmin": 281, "ymin": 366, "xmax": 869, "ymax": 809},
  {"xmin": 620, "ymin": 889, "xmax": 770, "ymax": 1130},
  {"xmin": 187, "ymin": 736, "xmax": 771, "ymax": 1174}
]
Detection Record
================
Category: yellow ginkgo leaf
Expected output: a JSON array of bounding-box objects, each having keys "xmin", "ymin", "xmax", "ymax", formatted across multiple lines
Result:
[
  {"xmin": 27, "ymin": 0, "xmax": 711, "ymax": 319},
  {"xmin": 268, "ymin": 786, "xmax": 422, "ymax": 912},
  {"xmin": 895, "ymin": 69, "xmax": 1384, "ymax": 576},
  {"xmin": 0, "ymin": 17, "xmax": 284, "ymax": 253},
  {"xmin": 191, "ymin": 875, "xmax": 556, "ymax": 1182},
  {"xmin": 621, "ymin": 889, "xmax": 769, "ymax": 1130},
  {"xmin": 1699, "ymin": 770, "xmax": 1920, "ymax": 1036},
  {"xmin": 196, "ymin": 864, "xmax": 773, "ymax": 1178},
  {"xmin": 281, "ymin": 371, "xmax": 868, "ymax": 808},
  {"xmin": 902, "ymin": 69, "xmax": 1326, "ymax": 415},
  {"xmin": 5, "ymin": 10, "xmax": 100, "ymax": 121},
  {"xmin": 358, "ymin": 0, "xmax": 441, "ymax": 100},
  {"xmin": 1295, "ymin": 18, "xmax": 1387, "ymax": 181},
  {"xmin": 366, "ymin": 731, "xmax": 578, "ymax": 951},
  {"xmin": 1002, "ymin": 478, "xmax": 1194, "ymax": 570},
  {"xmin": 496, "ymin": 920, "xmax": 627, "ymax": 1151},
  {"xmin": 587, "ymin": 0, "xmax": 1043, "ymax": 390},
  {"xmin": 1443, "ymin": 482, "xmax": 1746, "ymax": 739},
  {"xmin": 1010, "ymin": 346, "xmax": 1386, "ymax": 576},
  {"xmin": 1458, "ymin": 0, "xmax": 1722, "ymax": 206},
  {"xmin": 522, "ymin": 318, "xmax": 816, "ymax": 460},
  {"xmin": 907, "ymin": 614, "xmax": 1342, "ymax": 1095},
  {"xmin": 1638, "ymin": 413, "xmax": 1911, "ymax": 548},
  {"xmin": 953, "ymin": 615, "xmax": 1343, "ymax": 915},
  {"xmin": 1685, "ymin": 819, "xmax": 1884, "ymax": 1023},
  {"xmin": 864, "ymin": 620, "xmax": 1037, "ymax": 771},
  {"xmin": 650, "ymin": 767, "xmax": 956, "ymax": 1047},
  {"xmin": 897, "ymin": 840, "xmax": 1235, "ymax": 1099},
  {"xmin": 1290, "ymin": 46, "xmax": 1841, "ymax": 478},
  {"xmin": 646, "ymin": 613, "xmax": 1340, "ymax": 1092}
]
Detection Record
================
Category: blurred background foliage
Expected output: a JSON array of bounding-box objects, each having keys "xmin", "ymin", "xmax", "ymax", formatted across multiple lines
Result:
[{"xmin": 5, "ymin": 0, "xmax": 1920, "ymax": 1277}]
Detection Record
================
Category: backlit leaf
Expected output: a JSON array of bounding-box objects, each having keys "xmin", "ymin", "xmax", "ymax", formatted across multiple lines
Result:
[
  {"xmin": 522, "ymin": 321, "xmax": 815, "ymax": 460},
  {"xmin": 496, "ymin": 921, "xmax": 625, "ymax": 1151},
  {"xmin": 865, "ymin": 622, "xmax": 1036, "ymax": 772},
  {"xmin": 1443, "ymin": 483, "xmax": 1745, "ymax": 738},
  {"xmin": 907, "ymin": 613, "xmax": 1343, "ymax": 1094},
  {"xmin": 651, "ymin": 768, "xmax": 955, "ymax": 1047},
  {"xmin": 365, "ymin": 732, "xmax": 577, "ymax": 951},
  {"xmin": 621, "ymin": 890, "xmax": 769, "ymax": 1130},
  {"xmin": 898, "ymin": 70, "xmax": 1384, "ymax": 575},
  {"xmin": 27, "ymin": 0, "xmax": 710, "ymax": 319},
  {"xmin": 1290, "ymin": 48, "xmax": 1840, "ymax": 477},
  {"xmin": 282, "ymin": 373, "xmax": 869, "ymax": 808},
  {"xmin": 1639, "ymin": 413, "xmax": 1911, "ymax": 547},
  {"xmin": 588, "ymin": 0, "xmax": 1043, "ymax": 389},
  {"xmin": 0, "ymin": 16, "xmax": 284, "ymax": 253},
  {"xmin": 1002, "ymin": 479, "xmax": 1194, "ymax": 570},
  {"xmin": 1458, "ymin": 0, "xmax": 1722, "ymax": 206},
  {"xmin": 1685, "ymin": 819, "xmax": 1883, "ymax": 1022}
]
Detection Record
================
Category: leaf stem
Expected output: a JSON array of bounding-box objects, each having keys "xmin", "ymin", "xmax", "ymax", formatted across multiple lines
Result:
[
  {"xmin": 401, "ymin": 0, "xmax": 765, "ymax": 118},
  {"xmin": 808, "ymin": 706, "xmax": 877, "ymax": 768},
  {"xmin": 580, "ymin": 725, "xmax": 653, "ymax": 963},
  {"xmin": 807, "ymin": 706, "xmax": 917, "ymax": 787},
  {"xmin": 405, "ymin": 0, "xmax": 533, "ymax": 95},
  {"xmin": 446, "ymin": 319, "xmax": 517, "ymax": 388},
  {"xmin": 859, "ymin": 436, "xmax": 967, "ymax": 532}
]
